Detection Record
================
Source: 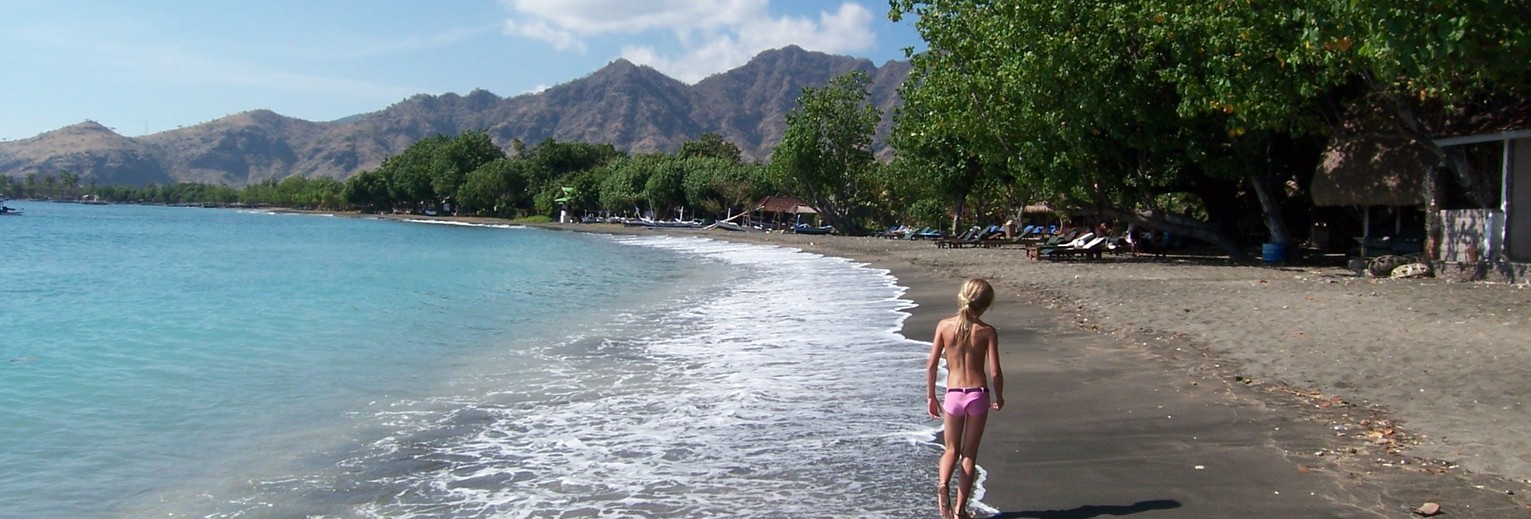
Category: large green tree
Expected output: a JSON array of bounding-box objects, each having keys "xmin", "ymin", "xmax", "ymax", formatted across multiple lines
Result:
[
  {"xmin": 455, "ymin": 158, "xmax": 525, "ymax": 216},
  {"xmin": 891, "ymin": 0, "xmax": 1531, "ymax": 259},
  {"xmin": 890, "ymin": 1, "xmax": 1372, "ymax": 257},
  {"xmin": 597, "ymin": 156, "xmax": 652, "ymax": 216},
  {"xmin": 342, "ymin": 170, "xmax": 390, "ymax": 212},
  {"xmin": 771, "ymin": 71, "xmax": 882, "ymax": 235},
  {"xmin": 679, "ymin": 133, "xmax": 744, "ymax": 163}
]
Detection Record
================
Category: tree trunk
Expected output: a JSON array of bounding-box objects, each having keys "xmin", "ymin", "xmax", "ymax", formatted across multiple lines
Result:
[
  {"xmin": 949, "ymin": 200, "xmax": 964, "ymax": 237},
  {"xmin": 1423, "ymin": 164, "xmax": 1447, "ymax": 261},
  {"xmin": 1095, "ymin": 205, "xmax": 1252, "ymax": 262},
  {"xmin": 956, "ymin": 157, "xmax": 986, "ymax": 235},
  {"xmin": 1248, "ymin": 170, "xmax": 1293, "ymax": 245}
]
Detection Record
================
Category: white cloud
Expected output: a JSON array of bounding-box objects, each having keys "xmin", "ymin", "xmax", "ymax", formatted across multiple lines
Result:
[
  {"xmin": 500, "ymin": 1, "xmax": 877, "ymax": 83},
  {"xmin": 503, "ymin": 18, "xmax": 585, "ymax": 52}
]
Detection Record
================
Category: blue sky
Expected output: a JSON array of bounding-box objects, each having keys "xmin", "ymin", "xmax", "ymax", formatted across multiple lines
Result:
[{"xmin": 0, "ymin": 0, "xmax": 924, "ymax": 140}]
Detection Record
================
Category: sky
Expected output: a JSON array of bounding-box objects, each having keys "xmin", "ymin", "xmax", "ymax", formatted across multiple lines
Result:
[{"xmin": 0, "ymin": 0, "xmax": 925, "ymax": 141}]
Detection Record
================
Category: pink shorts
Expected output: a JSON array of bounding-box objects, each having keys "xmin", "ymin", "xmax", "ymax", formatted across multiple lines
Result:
[{"xmin": 943, "ymin": 387, "xmax": 990, "ymax": 417}]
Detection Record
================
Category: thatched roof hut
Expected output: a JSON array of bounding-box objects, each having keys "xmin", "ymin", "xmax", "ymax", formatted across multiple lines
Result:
[
  {"xmin": 1312, "ymin": 133, "xmax": 1431, "ymax": 207},
  {"xmin": 754, "ymin": 195, "xmax": 816, "ymax": 214}
]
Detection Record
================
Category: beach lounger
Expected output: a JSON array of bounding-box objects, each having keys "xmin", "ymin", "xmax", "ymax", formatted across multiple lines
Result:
[
  {"xmin": 936, "ymin": 226, "xmax": 982, "ymax": 248},
  {"xmin": 1020, "ymin": 235, "xmax": 1065, "ymax": 258},
  {"xmin": 1040, "ymin": 236, "xmax": 1108, "ymax": 260},
  {"xmin": 1029, "ymin": 233, "xmax": 1095, "ymax": 259},
  {"xmin": 956, "ymin": 225, "xmax": 1009, "ymax": 248},
  {"xmin": 990, "ymin": 226, "xmax": 1043, "ymax": 248}
]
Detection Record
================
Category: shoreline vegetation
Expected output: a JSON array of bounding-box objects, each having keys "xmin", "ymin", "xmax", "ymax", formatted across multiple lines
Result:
[{"xmin": 325, "ymin": 210, "xmax": 1529, "ymax": 516}]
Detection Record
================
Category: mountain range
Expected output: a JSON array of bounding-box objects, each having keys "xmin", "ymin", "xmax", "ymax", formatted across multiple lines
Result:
[{"xmin": 0, "ymin": 46, "xmax": 910, "ymax": 187}]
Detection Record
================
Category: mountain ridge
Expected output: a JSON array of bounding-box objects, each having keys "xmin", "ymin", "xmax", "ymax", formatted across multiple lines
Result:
[{"xmin": 0, "ymin": 46, "xmax": 908, "ymax": 186}]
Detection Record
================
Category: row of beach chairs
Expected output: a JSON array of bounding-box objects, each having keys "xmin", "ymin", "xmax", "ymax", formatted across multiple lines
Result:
[
  {"xmin": 880, "ymin": 225, "xmax": 948, "ymax": 240},
  {"xmin": 885, "ymin": 222, "xmax": 1180, "ymax": 260},
  {"xmin": 943, "ymin": 225, "xmax": 1132, "ymax": 259}
]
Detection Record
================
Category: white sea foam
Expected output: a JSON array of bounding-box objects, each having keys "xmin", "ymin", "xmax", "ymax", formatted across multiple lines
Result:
[
  {"xmin": 311, "ymin": 235, "xmax": 963, "ymax": 518},
  {"xmin": 396, "ymin": 218, "xmax": 525, "ymax": 230}
]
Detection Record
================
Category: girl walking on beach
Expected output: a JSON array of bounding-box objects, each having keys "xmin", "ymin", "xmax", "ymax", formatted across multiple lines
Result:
[{"xmin": 927, "ymin": 278, "xmax": 1004, "ymax": 519}]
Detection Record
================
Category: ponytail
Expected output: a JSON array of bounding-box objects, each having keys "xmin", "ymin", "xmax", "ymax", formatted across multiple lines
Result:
[{"xmin": 953, "ymin": 279, "xmax": 994, "ymax": 344}]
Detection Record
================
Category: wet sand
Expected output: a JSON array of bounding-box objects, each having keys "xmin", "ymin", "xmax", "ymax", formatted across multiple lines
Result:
[
  {"xmin": 579, "ymin": 225, "xmax": 1530, "ymax": 518},
  {"xmin": 355, "ymin": 213, "xmax": 1530, "ymax": 516}
]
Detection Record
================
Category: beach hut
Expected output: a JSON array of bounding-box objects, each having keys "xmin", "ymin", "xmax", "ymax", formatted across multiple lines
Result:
[
  {"xmin": 1431, "ymin": 103, "xmax": 1531, "ymax": 281},
  {"xmin": 1311, "ymin": 99, "xmax": 1433, "ymax": 258},
  {"xmin": 1312, "ymin": 130, "xmax": 1431, "ymax": 257},
  {"xmin": 752, "ymin": 195, "xmax": 818, "ymax": 230}
]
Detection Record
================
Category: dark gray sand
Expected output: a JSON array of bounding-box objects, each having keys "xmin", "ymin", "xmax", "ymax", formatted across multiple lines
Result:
[
  {"xmin": 632, "ymin": 227, "xmax": 1530, "ymax": 518},
  {"xmin": 386, "ymin": 215, "xmax": 1529, "ymax": 517}
]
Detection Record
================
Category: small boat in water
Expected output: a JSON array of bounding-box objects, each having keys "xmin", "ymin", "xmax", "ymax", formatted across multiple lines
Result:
[{"xmin": 0, "ymin": 201, "xmax": 21, "ymax": 216}]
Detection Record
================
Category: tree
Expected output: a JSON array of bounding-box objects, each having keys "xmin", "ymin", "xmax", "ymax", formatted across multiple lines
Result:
[
  {"xmin": 598, "ymin": 157, "xmax": 652, "ymax": 216},
  {"xmin": 377, "ymin": 135, "xmax": 448, "ymax": 210},
  {"xmin": 522, "ymin": 139, "xmax": 624, "ymax": 193},
  {"xmin": 342, "ymin": 170, "xmax": 391, "ymax": 212},
  {"xmin": 679, "ymin": 133, "xmax": 743, "ymax": 162},
  {"xmin": 770, "ymin": 71, "xmax": 882, "ymax": 235},
  {"xmin": 431, "ymin": 131, "xmax": 506, "ymax": 210},
  {"xmin": 456, "ymin": 158, "xmax": 526, "ymax": 216},
  {"xmin": 643, "ymin": 157, "xmax": 688, "ymax": 219},
  {"xmin": 890, "ymin": 0, "xmax": 1363, "ymax": 258}
]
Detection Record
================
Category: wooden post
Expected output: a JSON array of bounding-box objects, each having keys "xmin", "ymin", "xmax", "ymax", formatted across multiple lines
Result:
[{"xmin": 1361, "ymin": 206, "xmax": 1371, "ymax": 258}]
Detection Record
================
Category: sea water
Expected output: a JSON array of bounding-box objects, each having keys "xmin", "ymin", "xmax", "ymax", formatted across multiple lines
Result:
[{"xmin": 0, "ymin": 203, "xmax": 964, "ymax": 518}]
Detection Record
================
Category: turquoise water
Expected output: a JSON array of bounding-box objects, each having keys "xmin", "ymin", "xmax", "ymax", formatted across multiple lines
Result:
[{"xmin": 0, "ymin": 203, "xmax": 950, "ymax": 518}]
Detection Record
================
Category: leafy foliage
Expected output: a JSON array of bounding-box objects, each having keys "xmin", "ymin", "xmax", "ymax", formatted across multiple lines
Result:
[
  {"xmin": 888, "ymin": 0, "xmax": 1531, "ymax": 259},
  {"xmin": 770, "ymin": 71, "xmax": 883, "ymax": 235}
]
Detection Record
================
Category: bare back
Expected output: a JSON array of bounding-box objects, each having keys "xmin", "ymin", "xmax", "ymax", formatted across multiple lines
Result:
[{"xmin": 933, "ymin": 316, "xmax": 997, "ymax": 389}]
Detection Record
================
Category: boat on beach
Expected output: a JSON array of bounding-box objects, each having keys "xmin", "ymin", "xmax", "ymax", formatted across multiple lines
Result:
[
  {"xmin": 711, "ymin": 220, "xmax": 747, "ymax": 231},
  {"xmin": 622, "ymin": 217, "xmax": 702, "ymax": 229},
  {"xmin": 791, "ymin": 223, "xmax": 834, "ymax": 235}
]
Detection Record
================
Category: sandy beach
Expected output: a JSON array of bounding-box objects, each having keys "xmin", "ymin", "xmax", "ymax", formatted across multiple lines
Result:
[
  {"xmin": 347, "ymin": 212, "xmax": 1531, "ymax": 516},
  {"xmin": 536, "ymin": 222, "xmax": 1530, "ymax": 517}
]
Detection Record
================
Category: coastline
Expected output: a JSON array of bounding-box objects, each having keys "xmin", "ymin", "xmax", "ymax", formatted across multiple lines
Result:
[
  {"xmin": 529, "ymin": 222, "xmax": 1529, "ymax": 517},
  {"xmin": 320, "ymin": 212, "xmax": 1531, "ymax": 516}
]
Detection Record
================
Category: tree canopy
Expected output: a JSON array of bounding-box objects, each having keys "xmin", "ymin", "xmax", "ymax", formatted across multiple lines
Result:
[
  {"xmin": 887, "ymin": 0, "xmax": 1531, "ymax": 259},
  {"xmin": 770, "ymin": 71, "xmax": 883, "ymax": 235}
]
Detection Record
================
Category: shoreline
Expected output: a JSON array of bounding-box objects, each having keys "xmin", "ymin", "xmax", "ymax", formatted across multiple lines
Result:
[
  {"xmin": 308, "ymin": 212, "xmax": 1531, "ymax": 516},
  {"xmin": 532, "ymin": 221, "xmax": 1530, "ymax": 517}
]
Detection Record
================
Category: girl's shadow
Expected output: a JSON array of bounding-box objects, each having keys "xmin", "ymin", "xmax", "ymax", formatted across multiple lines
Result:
[{"xmin": 992, "ymin": 499, "xmax": 1181, "ymax": 519}]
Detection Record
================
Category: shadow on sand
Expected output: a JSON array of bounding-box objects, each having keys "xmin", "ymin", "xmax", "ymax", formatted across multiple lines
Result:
[{"xmin": 992, "ymin": 499, "xmax": 1182, "ymax": 519}]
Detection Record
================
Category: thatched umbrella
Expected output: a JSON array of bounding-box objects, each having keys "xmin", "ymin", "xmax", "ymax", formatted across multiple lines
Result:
[
  {"xmin": 1021, "ymin": 202, "xmax": 1054, "ymax": 215},
  {"xmin": 1312, "ymin": 99, "xmax": 1435, "ymax": 257}
]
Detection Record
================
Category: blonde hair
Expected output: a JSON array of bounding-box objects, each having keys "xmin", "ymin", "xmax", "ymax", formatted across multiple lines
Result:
[{"xmin": 954, "ymin": 278, "xmax": 994, "ymax": 344}]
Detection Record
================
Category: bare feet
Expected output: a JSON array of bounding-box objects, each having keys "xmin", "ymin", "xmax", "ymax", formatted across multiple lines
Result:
[{"xmin": 937, "ymin": 484, "xmax": 951, "ymax": 518}]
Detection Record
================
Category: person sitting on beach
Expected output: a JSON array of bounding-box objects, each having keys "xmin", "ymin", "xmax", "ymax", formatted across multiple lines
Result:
[{"xmin": 926, "ymin": 278, "xmax": 1005, "ymax": 519}]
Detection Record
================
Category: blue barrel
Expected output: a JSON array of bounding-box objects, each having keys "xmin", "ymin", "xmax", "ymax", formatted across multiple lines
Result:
[{"xmin": 1261, "ymin": 242, "xmax": 1289, "ymax": 263}]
